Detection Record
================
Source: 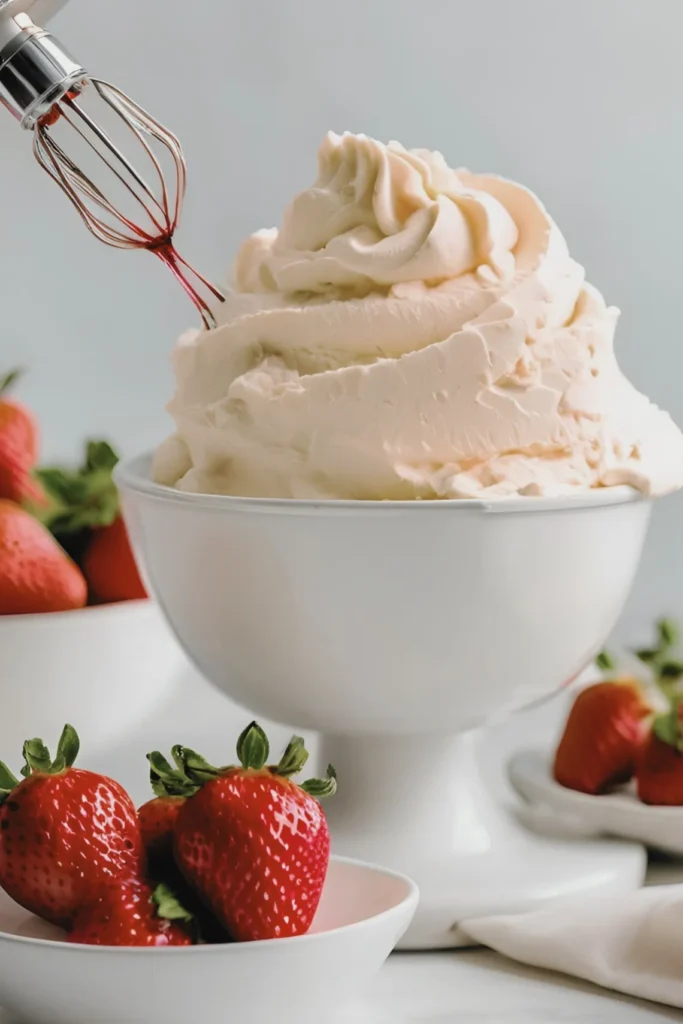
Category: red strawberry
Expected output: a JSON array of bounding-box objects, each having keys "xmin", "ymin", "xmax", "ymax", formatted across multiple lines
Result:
[
  {"xmin": 84, "ymin": 515, "xmax": 147, "ymax": 603},
  {"xmin": 139, "ymin": 796, "xmax": 186, "ymax": 864},
  {"xmin": 155, "ymin": 722, "xmax": 337, "ymax": 942},
  {"xmin": 0, "ymin": 369, "xmax": 43, "ymax": 505},
  {"xmin": 69, "ymin": 879, "xmax": 193, "ymax": 947},
  {"xmin": 36, "ymin": 441, "xmax": 147, "ymax": 603},
  {"xmin": 139, "ymin": 756, "xmax": 230, "ymax": 945},
  {"xmin": 0, "ymin": 725, "xmax": 142, "ymax": 928},
  {"xmin": 0, "ymin": 500, "xmax": 87, "ymax": 614},
  {"xmin": 553, "ymin": 679, "xmax": 651, "ymax": 795},
  {"xmin": 636, "ymin": 702, "xmax": 683, "ymax": 805},
  {"xmin": 139, "ymin": 752, "xmax": 198, "ymax": 866}
]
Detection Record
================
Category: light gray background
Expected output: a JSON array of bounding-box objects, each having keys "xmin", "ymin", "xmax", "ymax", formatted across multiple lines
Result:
[{"xmin": 0, "ymin": 0, "xmax": 681, "ymax": 639}]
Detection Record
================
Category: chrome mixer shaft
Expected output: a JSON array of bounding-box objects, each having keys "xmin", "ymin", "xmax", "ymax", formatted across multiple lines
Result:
[{"xmin": 0, "ymin": 1, "xmax": 224, "ymax": 328}]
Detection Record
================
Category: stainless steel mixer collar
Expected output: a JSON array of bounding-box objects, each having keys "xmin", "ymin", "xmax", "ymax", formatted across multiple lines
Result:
[{"xmin": 0, "ymin": 0, "xmax": 82, "ymax": 129}]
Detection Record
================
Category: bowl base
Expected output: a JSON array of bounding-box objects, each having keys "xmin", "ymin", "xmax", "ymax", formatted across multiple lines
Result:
[{"xmin": 320, "ymin": 731, "xmax": 646, "ymax": 949}]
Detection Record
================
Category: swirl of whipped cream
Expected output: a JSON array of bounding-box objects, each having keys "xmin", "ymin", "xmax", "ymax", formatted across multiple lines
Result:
[
  {"xmin": 154, "ymin": 132, "xmax": 683, "ymax": 500},
  {"xmin": 235, "ymin": 134, "xmax": 519, "ymax": 295}
]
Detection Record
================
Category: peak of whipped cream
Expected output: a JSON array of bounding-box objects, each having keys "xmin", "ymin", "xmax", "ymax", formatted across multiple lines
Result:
[
  {"xmin": 235, "ymin": 132, "xmax": 520, "ymax": 296},
  {"xmin": 154, "ymin": 131, "xmax": 683, "ymax": 501}
]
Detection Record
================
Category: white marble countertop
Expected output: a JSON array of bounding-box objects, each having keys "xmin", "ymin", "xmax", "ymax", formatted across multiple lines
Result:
[
  {"xmin": 360, "ymin": 950, "xmax": 682, "ymax": 1022},
  {"xmin": 17, "ymin": 662, "xmax": 683, "ymax": 1024}
]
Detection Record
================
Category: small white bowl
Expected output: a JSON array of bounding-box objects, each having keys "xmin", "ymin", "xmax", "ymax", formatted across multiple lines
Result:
[
  {"xmin": 0, "ymin": 857, "xmax": 418, "ymax": 1024},
  {"xmin": 0, "ymin": 601, "xmax": 184, "ymax": 753},
  {"xmin": 509, "ymin": 749, "xmax": 683, "ymax": 856}
]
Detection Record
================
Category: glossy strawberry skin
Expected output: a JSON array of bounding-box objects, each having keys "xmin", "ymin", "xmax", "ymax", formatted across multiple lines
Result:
[
  {"xmin": 0, "ymin": 462, "xmax": 44, "ymax": 505},
  {"xmin": 0, "ymin": 500, "xmax": 87, "ymax": 615},
  {"xmin": 553, "ymin": 681, "xmax": 650, "ymax": 795},
  {"xmin": 84, "ymin": 516, "xmax": 147, "ymax": 604},
  {"xmin": 139, "ymin": 767, "xmax": 231, "ymax": 944},
  {"xmin": 0, "ymin": 381, "xmax": 40, "ymax": 505},
  {"xmin": 69, "ymin": 877, "xmax": 192, "ymax": 947},
  {"xmin": 0, "ymin": 769, "xmax": 142, "ymax": 928},
  {"xmin": 138, "ymin": 796, "xmax": 185, "ymax": 864},
  {"xmin": 175, "ymin": 770, "xmax": 330, "ymax": 942},
  {"xmin": 636, "ymin": 733, "xmax": 683, "ymax": 805}
]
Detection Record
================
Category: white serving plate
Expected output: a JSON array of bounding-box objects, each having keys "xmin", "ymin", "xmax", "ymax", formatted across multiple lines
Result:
[
  {"xmin": 0, "ymin": 856, "xmax": 418, "ymax": 1024},
  {"xmin": 509, "ymin": 749, "xmax": 683, "ymax": 856}
]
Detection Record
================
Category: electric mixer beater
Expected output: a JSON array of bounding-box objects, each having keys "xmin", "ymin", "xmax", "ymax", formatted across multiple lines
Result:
[{"xmin": 0, "ymin": 0, "xmax": 224, "ymax": 327}]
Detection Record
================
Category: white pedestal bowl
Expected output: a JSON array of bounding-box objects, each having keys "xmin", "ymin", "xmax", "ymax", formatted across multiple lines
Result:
[{"xmin": 117, "ymin": 455, "xmax": 651, "ymax": 949}]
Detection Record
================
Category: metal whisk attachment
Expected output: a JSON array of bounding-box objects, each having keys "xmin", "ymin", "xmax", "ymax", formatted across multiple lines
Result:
[
  {"xmin": 34, "ymin": 80, "xmax": 225, "ymax": 328},
  {"xmin": 0, "ymin": 6, "xmax": 225, "ymax": 329}
]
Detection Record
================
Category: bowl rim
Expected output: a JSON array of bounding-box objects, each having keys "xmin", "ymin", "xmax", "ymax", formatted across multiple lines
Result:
[
  {"xmin": 0, "ymin": 856, "xmax": 419, "ymax": 956},
  {"xmin": 116, "ymin": 453, "xmax": 646, "ymax": 517},
  {"xmin": 0, "ymin": 598, "xmax": 151, "ymax": 628}
]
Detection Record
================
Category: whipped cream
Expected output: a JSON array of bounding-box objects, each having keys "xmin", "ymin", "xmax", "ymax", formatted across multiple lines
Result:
[{"xmin": 154, "ymin": 132, "xmax": 683, "ymax": 500}]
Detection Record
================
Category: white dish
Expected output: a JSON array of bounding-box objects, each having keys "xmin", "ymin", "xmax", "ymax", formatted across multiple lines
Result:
[
  {"xmin": 117, "ymin": 454, "xmax": 650, "ymax": 948},
  {"xmin": 509, "ymin": 749, "xmax": 683, "ymax": 856},
  {"xmin": 0, "ymin": 856, "xmax": 417, "ymax": 1024},
  {"xmin": 0, "ymin": 601, "xmax": 184, "ymax": 752}
]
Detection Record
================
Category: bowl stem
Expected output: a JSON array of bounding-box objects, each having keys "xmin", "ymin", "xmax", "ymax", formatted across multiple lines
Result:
[{"xmin": 319, "ymin": 730, "xmax": 645, "ymax": 950}]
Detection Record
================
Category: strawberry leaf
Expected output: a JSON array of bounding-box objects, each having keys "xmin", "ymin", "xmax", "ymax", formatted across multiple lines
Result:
[
  {"xmin": 236, "ymin": 721, "xmax": 269, "ymax": 771},
  {"xmin": 276, "ymin": 735, "xmax": 310, "ymax": 777},
  {"xmin": 35, "ymin": 439, "xmax": 121, "ymax": 538},
  {"xmin": 0, "ymin": 761, "xmax": 18, "ymax": 790},
  {"xmin": 173, "ymin": 745, "xmax": 222, "ymax": 779},
  {"xmin": 55, "ymin": 724, "xmax": 80, "ymax": 769},
  {"xmin": 147, "ymin": 750, "xmax": 180, "ymax": 784},
  {"xmin": 146, "ymin": 751, "xmax": 198, "ymax": 798},
  {"xmin": 171, "ymin": 747, "xmax": 189, "ymax": 775},
  {"xmin": 635, "ymin": 648, "xmax": 659, "ymax": 665},
  {"xmin": 151, "ymin": 746, "xmax": 222, "ymax": 787},
  {"xmin": 659, "ymin": 661, "xmax": 683, "ymax": 681},
  {"xmin": 22, "ymin": 738, "xmax": 52, "ymax": 776},
  {"xmin": 19, "ymin": 725, "xmax": 79, "ymax": 777},
  {"xmin": 658, "ymin": 619, "xmax": 678, "ymax": 651},
  {"xmin": 34, "ymin": 469, "xmax": 77, "ymax": 505},
  {"xmin": 0, "ymin": 368, "xmax": 22, "ymax": 397},
  {"xmin": 151, "ymin": 883, "xmax": 194, "ymax": 924},
  {"xmin": 301, "ymin": 764, "xmax": 338, "ymax": 799},
  {"xmin": 85, "ymin": 440, "xmax": 119, "ymax": 473},
  {"xmin": 654, "ymin": 709, "xmax": 680, "ymax": 749},
  {"xmin": 0, "ymin": 760, "xmax": 19, "ymax": 804},
  {"xmin": 595, "ymin": 650, "xmax": 615, "ymax": 673}
]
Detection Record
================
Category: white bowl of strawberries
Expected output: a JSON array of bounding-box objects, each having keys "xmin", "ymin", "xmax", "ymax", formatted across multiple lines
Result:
[
  {"xmin": 0, "ymin": 722, "xmax": 417, "ymax": 1024},
  {"xmin": 509, "ymin": 619, "xmax": 683, "ymax": 855},
  {"xmin": 0, "ymin": 373, "xmax": 181, "ymax": 749}
]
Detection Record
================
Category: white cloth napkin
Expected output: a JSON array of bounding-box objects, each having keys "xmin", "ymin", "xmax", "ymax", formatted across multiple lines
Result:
[{"xmin": 462, "ymin": 885, "xmax": 683, "ymax": 1009}]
